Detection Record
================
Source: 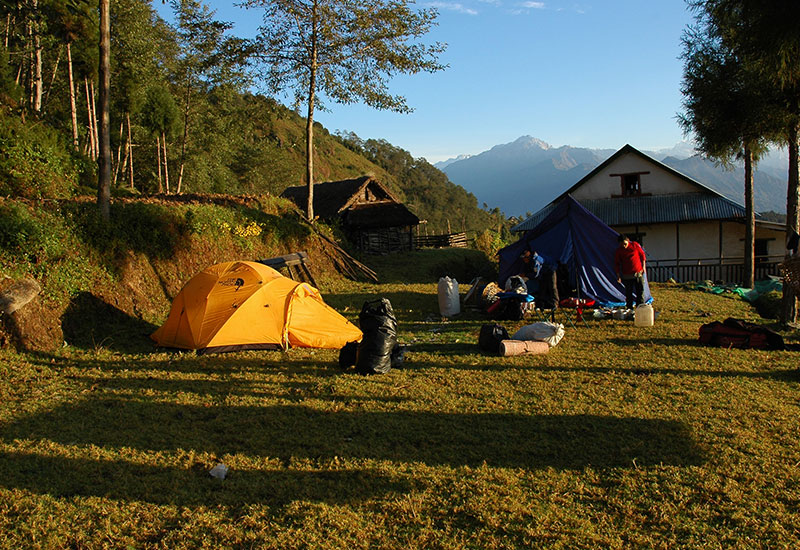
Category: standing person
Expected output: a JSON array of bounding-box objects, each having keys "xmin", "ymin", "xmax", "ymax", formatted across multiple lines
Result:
[{"xmin": 614, "ymin": 234, "xmax": 646, "ymax": 310}]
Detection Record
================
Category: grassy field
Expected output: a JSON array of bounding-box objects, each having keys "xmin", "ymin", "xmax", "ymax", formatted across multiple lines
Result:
[{"xmin": 1, "ymin": 251, "xmax": 799, "ymax": 549}]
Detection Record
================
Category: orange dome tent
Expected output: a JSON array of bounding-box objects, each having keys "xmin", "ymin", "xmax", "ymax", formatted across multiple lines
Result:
[{"xmin": 151, "ymin": 261, "xmax": 362, "ymax": 354}]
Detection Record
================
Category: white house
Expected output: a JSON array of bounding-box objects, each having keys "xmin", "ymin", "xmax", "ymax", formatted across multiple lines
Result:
[{"xmin": 512, "ymin": 144, "xmax": 786, "ymax": 283}]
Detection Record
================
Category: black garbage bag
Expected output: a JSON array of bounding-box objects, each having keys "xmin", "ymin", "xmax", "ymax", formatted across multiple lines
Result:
[
  {"xmin": 356, "ymin": 298, "xmax": 397, "ymax": 375},
  {"xmin": 338, "ymin": 341, "xmax": 359, "ymax": 370}
]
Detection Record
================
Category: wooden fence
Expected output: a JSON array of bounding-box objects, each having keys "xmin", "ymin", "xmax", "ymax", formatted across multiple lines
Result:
[
  {"xmin": 413, "ymin": 232, "xmax": 468, "ymax": 249},
  {"xmin": 647, "ymin": 255, "xmax": 784, "ymax": 283}
]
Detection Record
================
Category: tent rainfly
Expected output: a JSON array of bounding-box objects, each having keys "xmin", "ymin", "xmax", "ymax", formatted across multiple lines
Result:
[
  {"xmin": 151, "ymin": 261, "xmax": 362, "ymax": 354},
  {"xmin": 498, "ymin": 195, "xmax": 652, "ymax": 307}
]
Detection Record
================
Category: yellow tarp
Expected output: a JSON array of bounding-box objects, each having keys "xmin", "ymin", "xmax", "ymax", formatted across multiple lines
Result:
[{"xmin": 151, "ymin": 261, "xmax": 362, "ymax": 352}]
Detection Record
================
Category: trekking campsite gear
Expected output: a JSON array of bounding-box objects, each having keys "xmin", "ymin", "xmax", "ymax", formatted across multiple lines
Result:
[
  {"xmin": 634, "ymin": 303, "xmax": 655, "ymax": 326},
  {"xmin": 499, "ymin": 340, "xmax": 550, "ymax": 356},
  {"xmin": 487, "ymin": 294, "xmax": 531, "ymax": 321},
  {"xmin": 504, "ymin": 275, "xmax": 528, "ymax": 294},
  {"xmin": 512, "ymin": 322, "xmax": 565, "ymax": 347},
  {"xmin": 479, "ymin": 323, "xmax": 509, "ymax": 353},
  {"xmin": 356, "ymin": 298, "xmax": 397, "ymax": 375},
  {"xmin": 151, "ymin": 261, "xmax": 362, "ymax": 353},
  {"xmin": 438, "ymin": 276, "xmax": 460, "ymax": 317},
  {"xmin": 339, "ymin": 341, "xmax": 359, "ymax": 370},
  {"xmin": 698, "ymin": 318, "xmax": 784, "ymax": 350},
  {"xmin": 497, "ymin": 195, "xmax": 652, "ymax": 307}
]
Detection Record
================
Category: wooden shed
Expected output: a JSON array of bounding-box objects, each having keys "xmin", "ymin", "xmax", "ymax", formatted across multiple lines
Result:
[{"xmin": 281, "ymin": 176, "xmax": 420, "ymax": 254}]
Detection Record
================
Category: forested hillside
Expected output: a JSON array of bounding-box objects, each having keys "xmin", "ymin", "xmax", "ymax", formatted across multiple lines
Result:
[{"xmin": 0, "ymin": 0, "xmax": 500, "ymax": 235}]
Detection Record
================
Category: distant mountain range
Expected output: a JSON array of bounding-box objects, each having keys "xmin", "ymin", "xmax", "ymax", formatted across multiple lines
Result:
[{"xmin": 436, "ymin": 136, "xmax": 789, "ymax": 218}]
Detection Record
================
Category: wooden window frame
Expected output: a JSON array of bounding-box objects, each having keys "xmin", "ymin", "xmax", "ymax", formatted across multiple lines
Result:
[{"xmin": 610, "ymin": 171, "xmax": 651, "ymax": 198}]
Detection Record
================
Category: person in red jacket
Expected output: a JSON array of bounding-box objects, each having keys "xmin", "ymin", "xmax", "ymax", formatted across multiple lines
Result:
[{"xmin": 614, "ymin": 234, "xmax": 646, "ymax": 310}]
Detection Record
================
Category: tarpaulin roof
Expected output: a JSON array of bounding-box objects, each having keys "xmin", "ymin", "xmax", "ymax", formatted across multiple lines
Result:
[{"xmin": 498, "ymin": 195, "xmax": 652, "ymax": 307}]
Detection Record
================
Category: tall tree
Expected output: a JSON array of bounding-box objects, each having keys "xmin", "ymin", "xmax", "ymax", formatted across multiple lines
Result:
[
  {"xmin": 244, "ymin": 0, "xmax": 446, "ymax": 220},
  {"xmin": 111, "ymin": 0, "xmax": 168, "ymax": 191},
  {"xmin": 698, "ymin": 0, "xmax": 800, "ymax": 323},
  {"xmin": 168, "ymin": 0, "xmax": 241, "ymax": 194},
  {"xmin": 679, "ymin": 12, "xmax": 776, "ymax": 288},
  {"xmin": 142, "ymin": 84, "xmax": 180, "ymax": 193},
  {"xmin": 29, "ymin": 0, "xmax": 42, "ymax": 111},
  {"xmin": 97, "ymin": 0, "xmax": 110, "ymax": 220},
  {"xmin": 47, "ymin": 0, "xmax": 94, "ymax": 151}
]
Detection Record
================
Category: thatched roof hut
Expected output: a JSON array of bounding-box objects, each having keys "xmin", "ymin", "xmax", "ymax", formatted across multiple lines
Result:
[{"xmin": 281, "ymin": 176, "xmax": 419, "ymax": 253}]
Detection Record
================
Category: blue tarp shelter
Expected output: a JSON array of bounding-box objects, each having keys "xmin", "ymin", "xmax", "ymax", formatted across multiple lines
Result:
[{"xmin": 498, "ymin": 195, "xmax": 652, "ymax": 307}]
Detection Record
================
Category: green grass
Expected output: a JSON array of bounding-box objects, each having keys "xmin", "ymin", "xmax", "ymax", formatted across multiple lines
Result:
[{"xmin": 1, "ymin": 268, "xmax": 799, "ymax": 548}]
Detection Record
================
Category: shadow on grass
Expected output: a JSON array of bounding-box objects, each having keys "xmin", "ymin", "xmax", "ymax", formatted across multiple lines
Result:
[
  {"xmin": 324, "ymin": 290, "xmax": 437, "ymax": 322},
  {"xmin": 1, "ymin": 398, "xmax": 704, "ymax": 475},
  {"xmin": 517, "ymin": 362, "xmax": 800, "ymax": 382},
  {"xmin": 0, "ymin": 450, "xmax": 405, "ymax": 507},
  {"xmin": 61, "ymin": 292, "xmax": 158, "ymax": 354},
  {"xmin": 30, "ymin": 351, "xmax": 344, "ymax": 378},
  {"xmin": 71, "ymin": 375, "xmax": 409, "ymax": 404},
  {"xmin": 606, "ymin": 337, "xmax": 702, "ymax": 347}
]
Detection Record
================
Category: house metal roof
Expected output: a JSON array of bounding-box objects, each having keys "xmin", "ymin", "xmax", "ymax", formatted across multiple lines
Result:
[{"xmin": 512, "ymin": 194, "xmax": 749, "ymax": 232}]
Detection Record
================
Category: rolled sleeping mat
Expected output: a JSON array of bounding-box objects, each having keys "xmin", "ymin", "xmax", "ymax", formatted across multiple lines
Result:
[{"xmin": 499, "ymin": 339, "xmax": 549, "ymax": 357}]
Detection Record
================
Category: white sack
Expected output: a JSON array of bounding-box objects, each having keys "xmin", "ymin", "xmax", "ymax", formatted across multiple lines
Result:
[
  {"xmin": 438, "ymin": 276, "xmax": 460, "ymax": 317},
  {"xmin": 512, "ymin": 322, "xmax": 565, "ymax": 347}
]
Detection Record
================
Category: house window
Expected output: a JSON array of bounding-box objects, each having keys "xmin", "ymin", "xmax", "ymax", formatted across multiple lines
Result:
[
  {"xmin": 610, "ymin": 171, "xmax": 650, "ymax": 197},
  {"xmin": 755, "ymin": 238, "xmax": 770, "ymax": 264},
  {"xmin": 622, "ymin": 174, "xmax": 640, "ymax": 196}
]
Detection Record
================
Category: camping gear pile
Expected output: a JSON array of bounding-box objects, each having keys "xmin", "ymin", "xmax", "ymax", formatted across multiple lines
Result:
[
  {"xmin": 497, "ymin": 195, "xmax": 652, "ymax": 309},
  {"xmin": 479, "ymin": 321, "xmax": 565, "ymax": 357}
]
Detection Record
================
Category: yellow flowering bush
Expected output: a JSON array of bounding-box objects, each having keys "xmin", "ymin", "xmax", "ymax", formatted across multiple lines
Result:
[{"xmin": 232, "ymin": 221, "xmax": 263, "ymax": 238}]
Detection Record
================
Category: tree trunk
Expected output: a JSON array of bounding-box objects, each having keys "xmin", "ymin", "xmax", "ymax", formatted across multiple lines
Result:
[
  {"xmin": 66, "ymin": 42, "xmax": 78, "ymax": 151},
  {"xmin": 90, "ymin": 80, "xmax": 99, "ymax": 159},
  {"xmin": 97, "ymin": 0, "xmax": 111, "ymax": 222},
  {"xmin": 112, "ymin": 119, "xmax": 124, "ymax": 187},
  {"xmin": 26, "ymin": 18, "xmax": 33, "ymax": 106},
  {"xmin": 305, "ymin": 13, "xmax": 318, "ymax": 221},
  {"xmin": 782, "ymin": 123, "xmax": 800, "ymax": 325},
  {"xmin": 162, "ymin": 130, "xmax": 170, "ymax": 194},
  {"xmin": 177, "ymin": 82, "xmax": 190, "ymax": 194},
  {"xmin": 15, "ymin": 55, "xmax": 23, "ymax": 86},
  {"xmin": 43, "ymin": 44, "xmax": 60, "ymax": 107},
  {"xmin": 127, "ymin": 112, "xmax": 134, "ymax": 191},
  {"xmin": 4, "ymin": 13, "xmax": 10, "ymax": 50},
  {"xmin": 117, "ymin": 139, "xmax": 129, "ymax": 191},
  {"xmin": 156, "ymin": 133, "xmax": 163, "ymax": 193},
  {"xmin": 743, "ymin": 143, "xmax": 755, "ymax": 289},
  {"xmin": 305, "ymin": 87, "xmax": 315, "ymax": 220},
  {"xmin": 31, "ymin": 0, "xmax": 42, "ymax": 112},
  {"xmin": 84, "ymin": 77, "xmax": 96, "ymax": 159}
]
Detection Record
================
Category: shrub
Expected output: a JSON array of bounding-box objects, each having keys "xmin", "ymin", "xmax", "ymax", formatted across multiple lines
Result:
[
  {"xmin": 754, "ymin": 290, "xmax": 782, "ymax": 319},
  {"xmin": 0, "ymin": 203, "xmax": 67, "ymax": 261},
  {"xmin": 0, "ymin": 114, "xmax": 80, "ymax": 199}
]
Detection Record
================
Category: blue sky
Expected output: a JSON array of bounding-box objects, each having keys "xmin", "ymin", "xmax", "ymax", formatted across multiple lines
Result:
[{"xmin": 155, "ymin": 1, "xmax": 695, "ymax": 163}]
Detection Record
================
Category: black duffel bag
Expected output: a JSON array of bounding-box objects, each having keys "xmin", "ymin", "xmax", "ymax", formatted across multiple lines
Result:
[{"xmin": 356, "ymin": 298, "xmax": 398, "ymax": 375}]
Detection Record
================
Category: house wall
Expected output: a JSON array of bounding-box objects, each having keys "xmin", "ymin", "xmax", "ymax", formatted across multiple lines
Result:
[
  {"xmin": 572, "ymin": 150, "xmax": 700, "ymax": 200},
  {"xmin": 614, "ymin": 221, "xmax": 785, "ymax": 262},
  {"xmin": 356, "ymin": 226, "xmax": 413, "ymax": 254}
]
